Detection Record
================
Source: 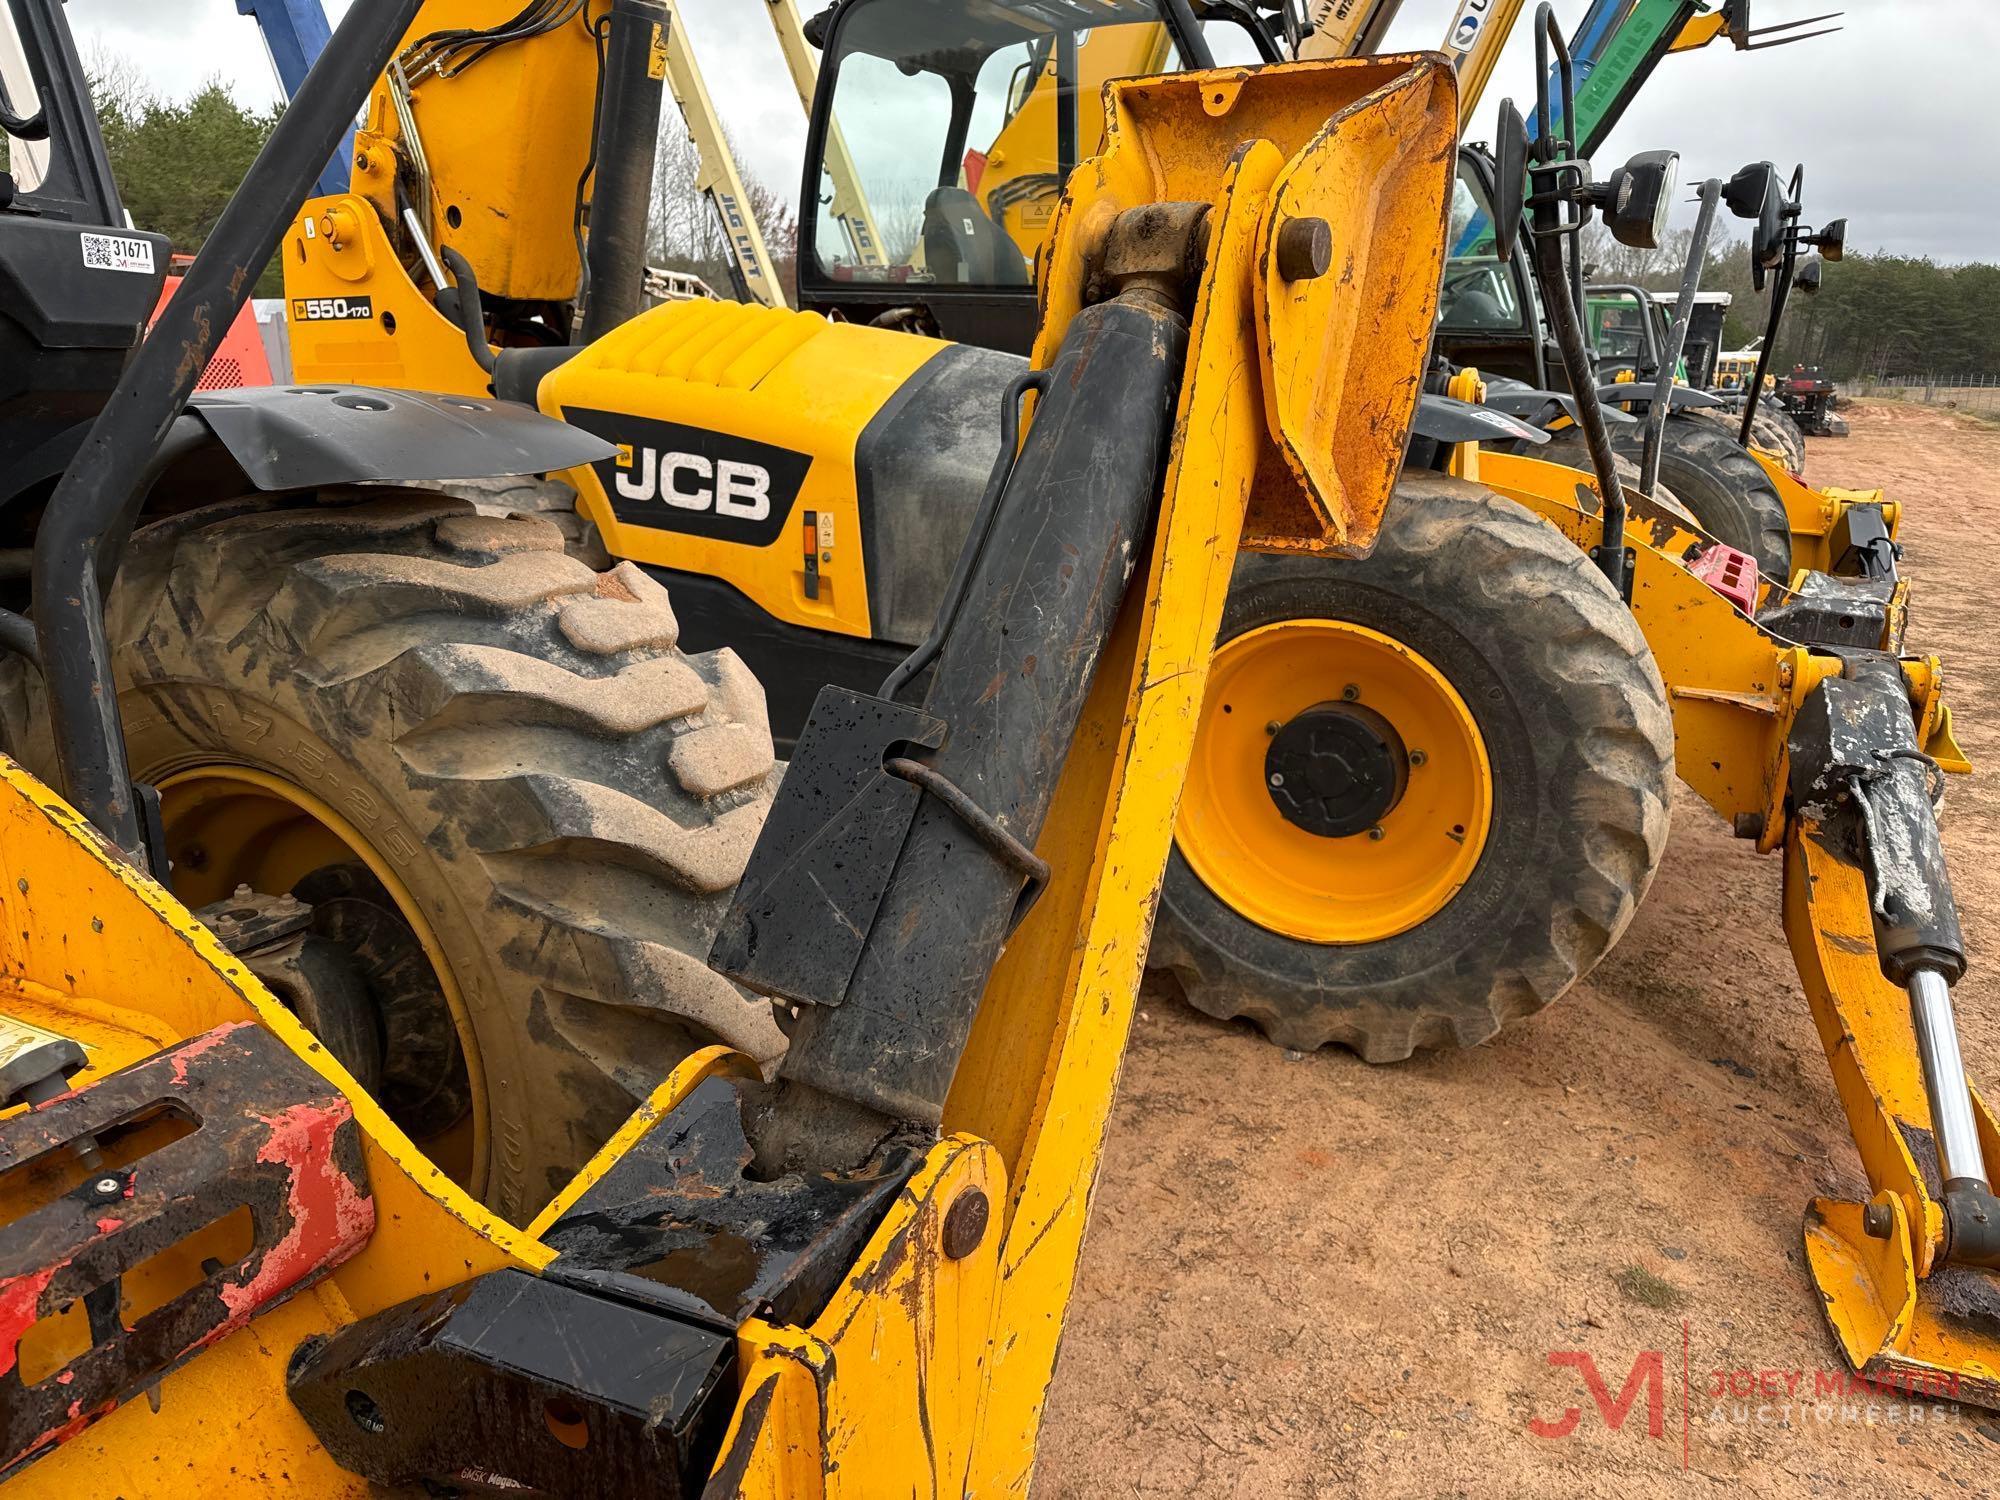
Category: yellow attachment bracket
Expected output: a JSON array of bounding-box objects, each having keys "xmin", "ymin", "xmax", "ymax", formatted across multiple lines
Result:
[
  {"xmin": 1252, "ymin": 67, "xmax": 1457, "ymax": 554},
  {"xmin": 1789, "ymin": 825, "xmax": 2000, "ymax": 1403},
  {"xmin": 1478, "ymin": 450, "xmax": 1837, "ymax": 842},
  {"xmin": 0, "ymin": 755, "xmax": 545, "ymax": 1497},
  {"xmin": 1668, "ymin": 11, "xmax": 1730, "ymax": 52},
  {"xmin": 711, "ymin": 1135, "xmax": 1003, "ymax": 1494},
  {"xmin": 1037, "ymin": 56, "xmax": 1459, "ymax": 557},
  {"xmin": 1906, "ymin": 657, "xmax": 1973, "ymax": 775},
  {"xmin": 1744, "ymin": 447, "xmax": 1902, "ymax": 576}
]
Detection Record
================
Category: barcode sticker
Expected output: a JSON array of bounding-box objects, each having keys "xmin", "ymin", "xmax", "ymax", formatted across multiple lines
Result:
[{"xmin": 80, "ymin": 232, "xmax": 156, "ymax": 274}]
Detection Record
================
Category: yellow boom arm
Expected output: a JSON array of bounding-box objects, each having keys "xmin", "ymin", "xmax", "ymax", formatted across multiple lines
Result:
[
  {"xmin": 661, "ymin": 0, "xmax": 790, "ymax": 307},
  {"xmin": 762, "ymin": 0, "xmax": 887, "ymax": 267}
]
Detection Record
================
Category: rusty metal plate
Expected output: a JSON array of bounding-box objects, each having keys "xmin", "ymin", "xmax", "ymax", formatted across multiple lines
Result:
[
  {"xmin": 0, "ymin": 1021, "xmax": 373, "ymax": 1476},
  {"xmin": 1252, "ymin": 56, "xmax": 1458, "ymax": 556}
]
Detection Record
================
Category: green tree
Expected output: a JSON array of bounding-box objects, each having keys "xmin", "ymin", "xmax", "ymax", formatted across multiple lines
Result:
[{"xmin": 92, "ymin": 66, "xmax": 285, "ymax": 295}]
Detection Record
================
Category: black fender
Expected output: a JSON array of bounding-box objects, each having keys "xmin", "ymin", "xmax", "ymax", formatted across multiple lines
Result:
[
  {"xmin": 184, "ymin": 384, "xmax": 613, "ymax": 488},
  {"xmin": 1596, "ymin": 384, "xmax": 1726, "ymax": 414},
  {"xmin": 1481, "ymin": 385, "xmax": 1640, "ymax": 430},
  {"xmin": 1409, "ymin": 393, "xmax": 1548, "ymax": 446},
  {"xmin": 1, "ymin": 385, "xmax": 613, "ymax": 513}
]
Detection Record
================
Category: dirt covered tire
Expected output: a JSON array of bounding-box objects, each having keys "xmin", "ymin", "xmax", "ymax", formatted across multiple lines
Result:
[
  {"xmin": 0, "ymin": 491, "xmax": 784, "ymax": 1220},
  {"xmin": 1151, "ymin": 477, "xmax": 1674, "ymax": 1062},
  {"xmin": 1535, "ymin": 418, "xmax": 1790, "ymax": 577},
  {"xmin": 1505, "ymin": 438, "xmax": 1701, "ymax": 530},
  {"xmin": 431, "ymin": 474, "xmax": 609, "ymax": 569},
  {"xmin": 1681, "ymin": 402, "xmax": 1807, "ymax": 475},
  {"xmin": 1754, "ymin": 407, "xmax": 1807, "ymax": 473}
]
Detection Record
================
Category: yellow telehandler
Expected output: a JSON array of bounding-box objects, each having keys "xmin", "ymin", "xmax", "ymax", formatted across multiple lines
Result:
[
  {"xmin": 0, "ymin": 5, "xmax": 1992, "ymax": 1494},
  {"xmin": 0, "ymin": 1, "xmax": 1468, "ymax": 1487},
  {"xmin": 258, "ymin": 0, "xmax": 2000, "ymax": 1421}
]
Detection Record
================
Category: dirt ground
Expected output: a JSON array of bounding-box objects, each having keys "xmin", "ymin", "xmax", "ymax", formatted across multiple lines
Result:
[{"xmin": 1035, "ymin": 401, "xmax": 2000, "ymax": 1497}]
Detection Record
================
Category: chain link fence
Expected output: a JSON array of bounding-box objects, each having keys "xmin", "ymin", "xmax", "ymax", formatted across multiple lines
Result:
[{"xmin": 1850, "ymin": 373, "xmax": 2000, "ymax": 414}]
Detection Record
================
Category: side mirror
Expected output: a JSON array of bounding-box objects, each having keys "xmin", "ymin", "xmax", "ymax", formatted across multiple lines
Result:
[
  {"xmin": 1723, "ymin": 161, "xmax": 1776, "ymax": 220},
  {"xmin": 1492, "ymin": 97, "xmax": 1531, "ymax": 261},
  {"xmin": 1594, "ymin": 149, "xmax": 1678, "ymax": 249},
  {"xmin": 1750, "ymin": 193, "xmax": 1784, "ymax": 291},
  {"xmin": 1810, "ymin": 216, "xmax": 1846, "ymax": 261},
  {"xmin": 1795, "ymin": 256, "xmax": 1823, "ymax": 294}
]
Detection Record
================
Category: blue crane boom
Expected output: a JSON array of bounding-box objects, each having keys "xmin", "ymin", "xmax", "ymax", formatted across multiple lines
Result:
[{"xmin": 236, "ymin": 0, "xmax": 352, "ymax": 197}]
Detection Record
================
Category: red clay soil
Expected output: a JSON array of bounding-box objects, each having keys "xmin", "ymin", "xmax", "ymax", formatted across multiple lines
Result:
[{"xmin": 1035, "ymin": 401, "xmax": 2000, "ymax": 1498}]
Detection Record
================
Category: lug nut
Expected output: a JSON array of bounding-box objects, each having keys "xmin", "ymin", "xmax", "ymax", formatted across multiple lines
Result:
[
  {"xmin": 1367, "ymin": 826, "xmax": 1386, "ymax": 842},
  {"xmin": 1862, "ymin": 1201, "xmax": 1894, "ymax": 1239},
  {"xmin": 1409, "ymin": 749, "xmax": 1428, "ymax": 767},
  {"xmin": 1276, "ymin": 216, "xmax": 1333, "ymax": 282},
  {"xmin": 1266, "ymin": 720, "xmax": 1282, "ymax": 736},
  {"xmin": 1269, "ymin": 773, "xmax": 1286, "ymax": 788},
  {"xmin": 1341, "ymin": 684, "xmax": 1360, "ymax": 702}
]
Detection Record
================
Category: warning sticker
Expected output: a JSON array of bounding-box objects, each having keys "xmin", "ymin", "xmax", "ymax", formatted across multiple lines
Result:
[{"xmin": 80, "ymin": 231, "xmax": 156, "ymax": 275}]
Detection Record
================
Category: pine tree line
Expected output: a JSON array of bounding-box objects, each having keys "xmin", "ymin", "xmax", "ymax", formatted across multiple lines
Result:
[{"xmin": 1583, "ymin": 223, "xmax": 2000, "ymax": 381}]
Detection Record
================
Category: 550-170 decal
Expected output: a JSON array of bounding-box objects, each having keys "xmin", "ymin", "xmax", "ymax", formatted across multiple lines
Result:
[
  {"xmin": 290, "ymin": 295, "xmax": 375, "ymax": 322},
  {"xmin": 561, "ymin": 408, "xmax": 814, "ymax": 547}
]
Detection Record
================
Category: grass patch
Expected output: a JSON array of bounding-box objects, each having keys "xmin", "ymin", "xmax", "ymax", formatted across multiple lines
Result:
[{"xmin": 1614, "ymin": 1264, "xmax": 1688, "ymax": 1311}]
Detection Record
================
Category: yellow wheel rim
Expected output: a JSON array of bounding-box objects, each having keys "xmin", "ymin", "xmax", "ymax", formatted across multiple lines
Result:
[
  {"xmin": 1176, "ymin": 619, "xmax": 1494, "ymax": 945},
  {"xmin": 154, "ymin": 765, "xmax": 485, "ymax": 1190}
]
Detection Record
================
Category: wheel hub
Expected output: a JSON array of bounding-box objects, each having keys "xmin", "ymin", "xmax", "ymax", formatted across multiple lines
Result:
[
  {"xmin": 1175, "ymin": 618, "xmax": 1495, "ymax": 945},
  {"xmin": 154, "ymin": 766, "xmax": 480, "ymax": 1186},
  {"xmin": 1264, "ymin": 702, "xmax": 1409, "ymax": 838}
]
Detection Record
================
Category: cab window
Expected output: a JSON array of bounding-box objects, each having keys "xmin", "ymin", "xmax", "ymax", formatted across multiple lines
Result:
[
  {"xmin": 0, "ymin": 2, "xmax": 48, "ymax": 192},
  {"xmin": 1437, "ymin": 158, "xmax": 1525, "ymax": 334},
  {"xmin": 810, "ymin": 0, "xmax": 1184, "ymax": 287},
  {"xmin": 1589, "ymin": 293, "xmax": 1649, "ymax": 366}
]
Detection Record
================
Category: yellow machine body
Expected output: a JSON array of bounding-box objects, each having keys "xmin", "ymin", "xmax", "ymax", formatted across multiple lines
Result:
[
  {"xmin": 284, "ymin": 1, "xmax": 611, "ymax": 390},
  {"xmin": 1, "ymin": 55, "xmax": 1457, "ymax": 1491},
  {"xmin": 1475, "ymin": 446, "xmax": 1989, "ymax": 1392},
  {"xmin": 260, "ymin": 0, "xmax": 2000, "ymax": 1437},
  {"xmin": 0, "ymin": 757, "xmax": 548, "ymax": 1496},
  {"xmin": 539, "ymin": 300, "xmax": 946, "ymax": 642},
  {"xmin": 357, "ymin": 1, "xmax": 602, "ymax": 302}
]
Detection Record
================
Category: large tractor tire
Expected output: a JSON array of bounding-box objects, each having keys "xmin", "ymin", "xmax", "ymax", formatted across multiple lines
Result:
[
  {"xmin": 434, "ymin": 474, "xmax": 610, "ymax": 569},
  {"xmin": 1681, "ymin": 401, "xmax": 1807, "ymax": 475},
  {"xmin": 1151, "ymin": 477, "xmax": 1674, "ymax": 1062},
  {"xmin": 1506, "ymin": 442, "xmax": 1700, "ymax": 528},
  {"xmin": 1533, "ymin": 417, "xmax": 1791, "ymax": 577},
  {"xmin": 0, "ymin": 491, "xmax": 784, "ymax": 1221},
  {"xmin": 1755, "ymin": 407, "xmax": 1808, "ymax": 472}
]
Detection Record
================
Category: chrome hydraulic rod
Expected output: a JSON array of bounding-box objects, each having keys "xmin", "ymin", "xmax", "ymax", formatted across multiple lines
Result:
[{"xmin": 1909, "ymin": 968, "xmax": 1990, "ymax": 1189}]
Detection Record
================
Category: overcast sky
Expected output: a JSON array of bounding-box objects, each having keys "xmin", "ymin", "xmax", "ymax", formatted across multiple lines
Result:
[{"xmin": 64, "ymin": 0, "xmax": 2000, "ymax": 264}]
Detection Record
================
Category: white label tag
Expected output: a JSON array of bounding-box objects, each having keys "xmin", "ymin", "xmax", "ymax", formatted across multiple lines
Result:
[
  {"xmin": 817, "ymin": 512, "xmax": 835, "ymax": 550},
  {"xmin": 80, "ymin": 232, "xmax": 156, "ymax": 275}
]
